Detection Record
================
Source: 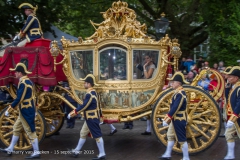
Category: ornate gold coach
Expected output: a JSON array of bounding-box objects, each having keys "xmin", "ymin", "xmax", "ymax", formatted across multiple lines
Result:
[
  {"xmin": 49, "ymin": 0, "xmax": 224, "ymax": 154},
  {"xmin": 0, "ymin": 0, "xmax": 225, "ymax": 154}
]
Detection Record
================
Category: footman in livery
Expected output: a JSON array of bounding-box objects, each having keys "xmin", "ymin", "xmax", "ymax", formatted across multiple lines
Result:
[
  {"xmin": 17, "ymin": 3, "xmax": 43, "ymax": 46},
  {"xmin": 68, "ymin": 74, "xmax": 106, "ymax": 160},
  {"xmin": 0, "ymin": 63, "xmax": 40, "ymax": 159},
  {"xmin": 223, "ymin": 66, "xmax": 240, "ymax": 160},
  {"xmin": 159, "ymin": 72, "xmax": 190, "ymax": 160}
]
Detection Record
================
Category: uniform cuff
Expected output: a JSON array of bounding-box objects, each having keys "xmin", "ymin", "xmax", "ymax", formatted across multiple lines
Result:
[
  {"xmin": 163, "ymin": 114, "xmax": 172, "ymax": 124},
  {"xmin": 19, "ymin": 31, "xmax": 25, "ymax": 38},
  {"xmin": 74, "ymin": 109, "xmax": 78, "ymax": 114},
  {"xmin": 7, "ymin": 105, "xmax": 14, "ymax": 113},
  {"xmin": 229, "ymin": 114, "xmax": 238, "ymax": 123}
]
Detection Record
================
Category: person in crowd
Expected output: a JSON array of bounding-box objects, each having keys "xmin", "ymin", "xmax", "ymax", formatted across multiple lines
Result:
[
  {"xmin": 179, "ymin": 57, "xmax": 186, "ymax": 72},
  {"xmin": 197, "ymin": 56, "xmax": 204, "ymax": 69},
  {"xmin": 208, "ymin": 74, "xmax": 218, "ymax": 92},
  {"xmin": 190, "ymin": 64, "xmax": 198, "ymax": 74},
  {"xmin": 218, "ymin": 61, "xmax": 226, "ymax": 73},
  {"xmin": 184, "ymin": 56, "xmax": 195, "ymax": 72},
  {"xmin": 159, "ymin": 72, "xmax": 190, "ymax": 160},
  {"xmin": 197, "ymin": 73, "xmax": 210, "ymax": 91},
  {"xmin": 186, "ymin": 71, "xmax": 195, "ymax": 83},
  {"xmin": 204, "ymin": 61, "xmax": 209, "ymax": 68},
  {"xmin": 182, "ymin": 70, "xmax": 188, "ymax": 80},
  {"xmin": 213, "ymin": 63, "xmax": 218, "ymax": 70}
]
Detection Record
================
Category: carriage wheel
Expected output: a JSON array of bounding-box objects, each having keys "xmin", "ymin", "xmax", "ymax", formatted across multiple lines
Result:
[
  {"xmin": 152, "ymin": 85, "xmax": 221, "ymax": 154},
  {"xmin": 40, "ymin": 105, "xmax": 65, "ymax": 137},
  {"xmin": 0, "ymin": 108, "xmax": 46, "ymax": 150}
]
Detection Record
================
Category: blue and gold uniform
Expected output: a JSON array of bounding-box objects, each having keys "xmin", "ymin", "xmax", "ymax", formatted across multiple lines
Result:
[
  {"xmin": 18, "ymin": 3, "xmax": 43, "ymax": 42},
  {"xmin": 0, "ymin": 63, "xmax": 40, "ymax": 159},
  {"xmin": 222, "ymin": 66, "xmax": 240, "ymax": 160},
  {"xmin": 69, "ymin": 74, "xmax": 106, "ymax": 159},
  {"xmin": 160, "ymin": 72, "xmax": 190, "ymax": 160},
  {"xmin": 164, "ymin": 86, "xmax": 187, "ymax": 142},
  {"xmin": 8, "ymin": 63, "xmax": 37, "ymax": 138},
  {"xmin": 74, "ymin": 87, "xmax": 102, "ymax": 138}
]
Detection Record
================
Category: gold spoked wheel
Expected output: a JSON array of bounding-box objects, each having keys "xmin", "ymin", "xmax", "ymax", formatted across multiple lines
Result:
[
  {"xmin": 0, "ymin": 108, "xmax": 46, "ymax": 150},
  {"xmin": 40, "ymin": 104, "xmax": 65, "ymax": 137},
  {"xmin": 152, "ymin": 85, "xmax": 221, "ymax": 154}
]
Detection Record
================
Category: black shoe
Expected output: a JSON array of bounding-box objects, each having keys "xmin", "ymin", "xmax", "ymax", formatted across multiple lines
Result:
[
  {"xmin": 54, "ymin": 131, "xmax": 60, "ymax": 135},
  {"xmin": 141, "ymin": 131, "xmax": 151, "ymax": 135},
  {"xmin": 122, "ymin": 126, "xmax": 129, "ymax": 129},
  {"xmin": 159, "ymin": 156, "xmax": 171, "ymax": 160},
  {"xmin": 66, "ymin": 125, "xmax": 70, "ymax": 128},
  {"xmin": 25, "ymin": 154, "xmax": 40, "ymax": 159},
  {"xmin": 92, "ymin": 155, "xmax": 106, "ymax": 160},
  {"xmin": 0, "ymin": 148, "xmax": 12, "ymax": 155},
  {"xmin": 129, "ymin": 126, "xmax": 133, "ymax": 130},
  {"xmin": 70, "ymin": 125, "xmax": 74, "ymax": 129},
  {"xmin": 68, "ymin": 149, "xmax": 79, "ymax": 158},
  {"xmin": 108, "ymin": 129, "xmax": 117, "ymax": 136}
]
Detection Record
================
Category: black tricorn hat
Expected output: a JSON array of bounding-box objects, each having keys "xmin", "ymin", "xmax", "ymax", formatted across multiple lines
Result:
[
  {"xmin": 9, "ymin": 63, "xmax": 32, "ymax": 74},
  {"xmin": 18, "ymin": 3, "xmax": 34, "ymax": 9},
  {"xmin": 167, "ymin": 72, "xmax": 189, "ymax": 84},
  {"xmin": 80, "ymin": 74, "xmax": 99, "ymax": 86},
  {"xmin": 222, "ymin": 66, "xmax": 232, "ymax": 74},
  {"xmin": 18, "ymin": 3, "xmax": 38, "ymax": 15},
  {"xmin": 225, "ymin": 66, "xmax": 240, "ymax": 78}
]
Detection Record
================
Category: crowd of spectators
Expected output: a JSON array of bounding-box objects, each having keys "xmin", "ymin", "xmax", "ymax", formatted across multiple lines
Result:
[{"xmin": 178, "ymin": 56, "xmax": 227, "ymax": 92}]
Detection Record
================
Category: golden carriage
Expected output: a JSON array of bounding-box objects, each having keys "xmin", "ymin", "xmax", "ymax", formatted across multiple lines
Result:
[{"xmin": 0, "ymin": 0, "xmax": 225, "ymax": 154}]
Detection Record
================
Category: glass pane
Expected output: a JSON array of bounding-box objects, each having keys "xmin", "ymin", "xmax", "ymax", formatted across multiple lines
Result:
[
  {"xmin": 70, "ymin": 51, "xmax": 93, "ymax": 79},
  {"xmin": 133, "ymin": 50, "xmax": 159, "ymax": 79},
  {"xmin": 99, "ymin": 48, "xmax": 127, "ymax": 80}
]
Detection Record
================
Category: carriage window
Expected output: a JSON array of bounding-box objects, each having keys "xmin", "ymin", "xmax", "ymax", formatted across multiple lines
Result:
[
  {"xmin": 70, "ymin": 51, "xmax": 93, "ymax": 79},
  {"xmin": 133, "ymin": 50, "xmax": 159, "ymax": 79},
  {"xmin": 99, "ymin": 48, "xmax": 127, "ymax": 80}
]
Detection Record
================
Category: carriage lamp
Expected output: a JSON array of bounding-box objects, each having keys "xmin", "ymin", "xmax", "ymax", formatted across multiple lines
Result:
[
  {"xmin": 50, "ymin": 40, "xmax": 60, "ymax": 72},
  {"xmin": 154, "ymin": 13, "xmax": 170, "ymax": 41},
  {"xmin": 171, "ymin": 39, "xmax": 182, "ymax": 72}
]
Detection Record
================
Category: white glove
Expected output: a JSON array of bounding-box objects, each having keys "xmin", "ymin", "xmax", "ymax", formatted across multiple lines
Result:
[
  {"xmin": 226, "ymin": 120, "xmax": 234, "ymax": 128},
  {"xmin": 5, "ymin": 110, "xmax": 9, "ymax": 117},
  {"xmin": 67, "ymin": 114, "xmax": 71, "ymax": 119},
  {"xmin": 13, "ymin": 35, "xmax": 20, "ymax": 41},
  {"xmin": 162, "ymin": 120, "xmax": 168, "ymax": 127}
]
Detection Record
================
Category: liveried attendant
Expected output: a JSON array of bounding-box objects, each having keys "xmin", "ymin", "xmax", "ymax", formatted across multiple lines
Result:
[
  {"xmin": 0, "ymin": 63, "xmax": 40, "ymax": 159},
  {"xmin": 68, "ymin": 74, "xmax": 106, "ymax": 160},
  {"xmin": 159, "ymin": 72, "xmax": 190, "ymax": 160},
  {"xmin": 222, "ymin": 66, "xmax": 240, "ymax": 160},
  {"xmin": 16, "ymin": 3, "xmax": 43, "ymax": 46}
]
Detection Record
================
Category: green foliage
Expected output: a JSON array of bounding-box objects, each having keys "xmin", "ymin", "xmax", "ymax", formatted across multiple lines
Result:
[
  {"xmin": 1, "ymin": 0, "xmax": 240, "ymax": 66},
  {"xmin": 201, "ymin": 0, "xmax": 240, "ymax": 66}
]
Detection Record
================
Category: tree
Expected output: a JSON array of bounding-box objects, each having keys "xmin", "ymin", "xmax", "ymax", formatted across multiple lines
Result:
[
  {"xmin": 0, "ymin": 0, "xmax": 67, "ymax": 38},
  {"xmin": 54, "ymin": 0, "xmax": 209, "ymax": 57},
  {"xmin": 201, "ymin": 0, "xmax": 240, "ymax": 66}
]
